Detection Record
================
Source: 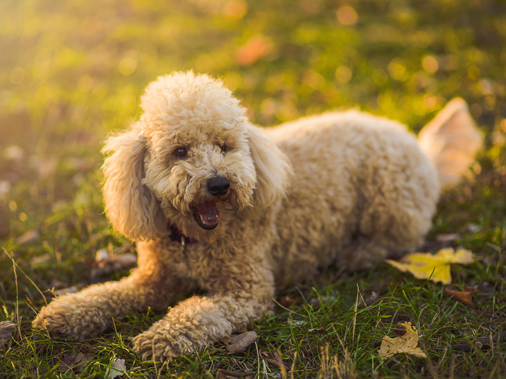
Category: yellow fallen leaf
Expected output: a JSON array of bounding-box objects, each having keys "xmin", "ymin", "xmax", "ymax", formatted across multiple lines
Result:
[
  {"xmin": 378, "ymin": 322, "xmax": 426, "ymax": 360},
  {"xmin": 386, "ymin": 248, "xmax": 474, "ymax": 284}
]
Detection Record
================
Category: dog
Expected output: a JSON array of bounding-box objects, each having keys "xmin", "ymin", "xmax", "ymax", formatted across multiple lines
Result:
[{"xmin": 33, "ymin": 71, "xmax": 482, "ymax": 361}]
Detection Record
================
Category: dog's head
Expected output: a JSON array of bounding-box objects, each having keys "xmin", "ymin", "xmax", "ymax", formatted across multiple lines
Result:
[{"xmin": 102, "ymin": 72, "xmax": 292, "ymax": 242}]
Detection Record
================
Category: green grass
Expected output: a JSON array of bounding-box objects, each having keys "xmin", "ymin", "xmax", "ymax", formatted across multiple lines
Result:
[{"xmin": 1, "ymin": 0, "xmax": 506, "ymax": 377}]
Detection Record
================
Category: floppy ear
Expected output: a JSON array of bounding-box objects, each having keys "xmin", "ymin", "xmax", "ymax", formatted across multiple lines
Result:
[
  {"xmin": 101, "ymin": 127, "xmax": 166, "ymax": 241},
  {"xmin": 246, "ymin": 123, "xmax": 293, "ymax": 208}
]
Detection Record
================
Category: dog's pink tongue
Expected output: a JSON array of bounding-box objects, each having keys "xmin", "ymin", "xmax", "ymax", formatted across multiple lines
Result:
[{"xmin": 196, "ymin": 202, "xmax": 220, "ymax": 225}]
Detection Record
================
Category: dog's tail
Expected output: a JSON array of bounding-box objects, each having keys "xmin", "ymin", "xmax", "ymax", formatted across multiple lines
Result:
[{"xmin": 418, "ymin": 98, "xmax": 483, "ymax": 190}]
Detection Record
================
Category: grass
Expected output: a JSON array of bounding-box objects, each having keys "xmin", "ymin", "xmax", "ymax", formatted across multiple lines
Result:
[{"xmin": 1, "ymin": 0, "xmax": 505, "ymax": 377}]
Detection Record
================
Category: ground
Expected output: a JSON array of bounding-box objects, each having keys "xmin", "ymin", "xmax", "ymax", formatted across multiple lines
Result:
[{"xmin": 0, "ymin": 0, "xmax": 505, "ymax": 377}]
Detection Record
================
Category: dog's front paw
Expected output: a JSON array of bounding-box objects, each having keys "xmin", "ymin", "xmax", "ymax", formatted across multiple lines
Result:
[
  {"xmin": 132, "ymin": 323, "xmax": 208, "ymax": 361},
  {"xmin": 32, "ymin": 295, "xmax": 110, "ymax": 341}
]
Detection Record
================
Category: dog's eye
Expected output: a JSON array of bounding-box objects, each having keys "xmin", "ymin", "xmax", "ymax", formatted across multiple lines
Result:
[
  {"xmin": 174, "ymin": 147, "xmax": 188, "ymax": 159},
  {"xmin": 220, "ymin": 144, "xmax": 227, "ymax": 154}
]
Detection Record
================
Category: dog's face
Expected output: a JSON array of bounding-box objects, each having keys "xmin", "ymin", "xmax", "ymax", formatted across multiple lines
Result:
[
  {"xmin": 143, "ymin": 112, "xmax": 257, "ymax": 241},
  {"xmin": 102, "ymin": 72, "xmax": 292, "ymax": 242}
]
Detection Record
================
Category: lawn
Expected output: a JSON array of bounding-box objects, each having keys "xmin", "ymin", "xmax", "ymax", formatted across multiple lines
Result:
[{"xmin": 1, "ymin": 0, "xmax": 505, "ymax": 377}]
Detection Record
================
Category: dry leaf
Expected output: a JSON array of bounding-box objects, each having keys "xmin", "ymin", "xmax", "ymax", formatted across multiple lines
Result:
[
  {"xmin": 378, "ymin": 322, "xmax": 426, "ymax": 360},
  {"xmin": 463, "ymin": 285, "xmax": 479, "ymax": 294},
  {"xmin": 280, "ymin": 296, "xmax": 294, "ymax": 307},
  {"xmin": 59, "ymin": 353, "xmax": 93, "ymax": 373},
  {"xmin": 106, "ymin": 358, "xmax": 126, "ymax": 379},
  {"xmin": 444, "ymin": 287, "xmax": 473, "ymax": 306},
  {"xmin": 226, "ymin": 331, "xmax": 258, "ymax": 354},
  {"xmin": 386, "ymin": 248, "xmax": 474, "ymax": 284},
  {"xmin": 219, "ymin": 335, "xmax": 233, "ymax": 345},
  {"xmin": 235, "ymin": 36, "xmax": 273, "ymax": 66},
  {"xmin": 0, "ymin": 321, "xmax": 16, "ymax": 351}
]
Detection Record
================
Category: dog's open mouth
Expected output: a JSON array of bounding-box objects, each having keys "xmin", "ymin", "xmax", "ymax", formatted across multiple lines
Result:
[{"xmin": 192, "ymin": 202, "xmax": 220, "ymax": 230}]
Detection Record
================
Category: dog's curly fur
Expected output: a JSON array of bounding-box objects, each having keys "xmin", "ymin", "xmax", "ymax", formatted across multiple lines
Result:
[{"xmin": 32, "ymin": 71, "xmax": 481, "ymax": 361}]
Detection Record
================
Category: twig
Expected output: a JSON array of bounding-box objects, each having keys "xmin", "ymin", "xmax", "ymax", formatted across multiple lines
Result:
[
  {"xmin": 352, "ymin": 284, "xmax": 359, "ymax": 341},
  {"xmin": 443, "ymin": 331, "xmax": 506, "ymax": 351},
  {"xmin": 272, "ymin": 298, "xmax": 307, "ymax": 318},
  {"xmin": 2, "ymin": 248, "xmax": 48, "ymax": 306},
  {"xmin": 294, "ymin": 286, "xmax": 307, "ymax": 304},
  {"xmin": 485, "ymin": 242, "xmax": 501, "ymax": 253},
  {"xmin": 220, "ymin": 370, "xmax": 253, "ymax": 377}
]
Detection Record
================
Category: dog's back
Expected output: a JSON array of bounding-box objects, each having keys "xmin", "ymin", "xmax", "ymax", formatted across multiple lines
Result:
[{"xmin": 264, "ymin": 103, "xmax": 479, "ymax": 283}]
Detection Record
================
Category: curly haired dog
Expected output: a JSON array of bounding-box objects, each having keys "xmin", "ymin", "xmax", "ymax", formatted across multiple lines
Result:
[{"xmin": 33, "ymin": 71, "xmax": 481, "ymax": 361}]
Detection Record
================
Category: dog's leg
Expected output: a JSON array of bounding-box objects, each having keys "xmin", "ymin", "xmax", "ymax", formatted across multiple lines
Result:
[
  {"xmin": 32, "ymin": 243, "xmax": 187, "ymax": 341},
  {"xmin": 132, "ymin": 259, "xmax": 274, "ymax": 361}
]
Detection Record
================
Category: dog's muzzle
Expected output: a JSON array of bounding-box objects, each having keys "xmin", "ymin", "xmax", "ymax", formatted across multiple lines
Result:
[{"xmin": 206, "ymin": 176, "xmax": 230, "ymax": 197}]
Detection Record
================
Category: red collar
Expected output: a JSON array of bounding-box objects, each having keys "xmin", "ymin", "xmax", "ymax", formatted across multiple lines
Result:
[{"xmin": 169, "ymin": 225, "xmax": 198, "ymax": 246}]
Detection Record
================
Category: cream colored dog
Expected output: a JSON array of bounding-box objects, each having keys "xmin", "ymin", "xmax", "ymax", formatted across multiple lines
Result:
[{"xmin": 33, "ymin": 71, "xmax": 481, "ymax": 361}]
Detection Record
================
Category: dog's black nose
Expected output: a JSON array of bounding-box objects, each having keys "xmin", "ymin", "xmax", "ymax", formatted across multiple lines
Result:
[{"xmin": 206, "ymin": 176, "xmax": 230, "ymax": 197}]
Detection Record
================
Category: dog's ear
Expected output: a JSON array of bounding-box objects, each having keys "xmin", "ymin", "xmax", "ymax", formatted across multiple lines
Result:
[
  {"xmin": 246, "ymin": 123, "xmax": 293, "ymax": 208},
  {"xmin": 102, "ymin": 127, "xmax": 166, "ymax": 241}
]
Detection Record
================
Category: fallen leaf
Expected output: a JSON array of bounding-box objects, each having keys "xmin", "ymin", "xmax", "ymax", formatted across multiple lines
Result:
[
  {"xmin": 444, "ymin": 287, "xmax": 473, "ymax": 306},
  {"xmin": 226, "ymin": 331, "xmax": 258, "ymax": 354},
  {"xmin": 219, "ymin": 335, "xmax": 233, "ymax": 345},
  {"xmin": 0, "ymin": 321, "xmax": 16, "ymax": 351},
  {"xmin": 106, "ymin": 358, "xmax": 126, "ymax": 379},
  {"xmin": 378, "ymin": 322, "xmax": 426, "ymax": 360},
  {"xmin": 463, "ymin": 285, "xmax": 479, "ymax": 294},
  {"xmin": 280, "ymin": 296, "xmax": 294, "ymax": 307},
  {"xmin": 59, "ymin": 353, "xmax": 93, "ymax": 373},
  {"xmin": 386, "ymin": 248, "xmax": 474, "ymax": 284},
  {"xmin": 235, "ymin": 36, "xmax": 273, "ymax": 66}
]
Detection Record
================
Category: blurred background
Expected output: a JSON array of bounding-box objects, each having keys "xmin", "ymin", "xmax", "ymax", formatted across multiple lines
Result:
[{"xmin": 1, "ymin": 0, "xmax": 505, "ymax": 285}]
